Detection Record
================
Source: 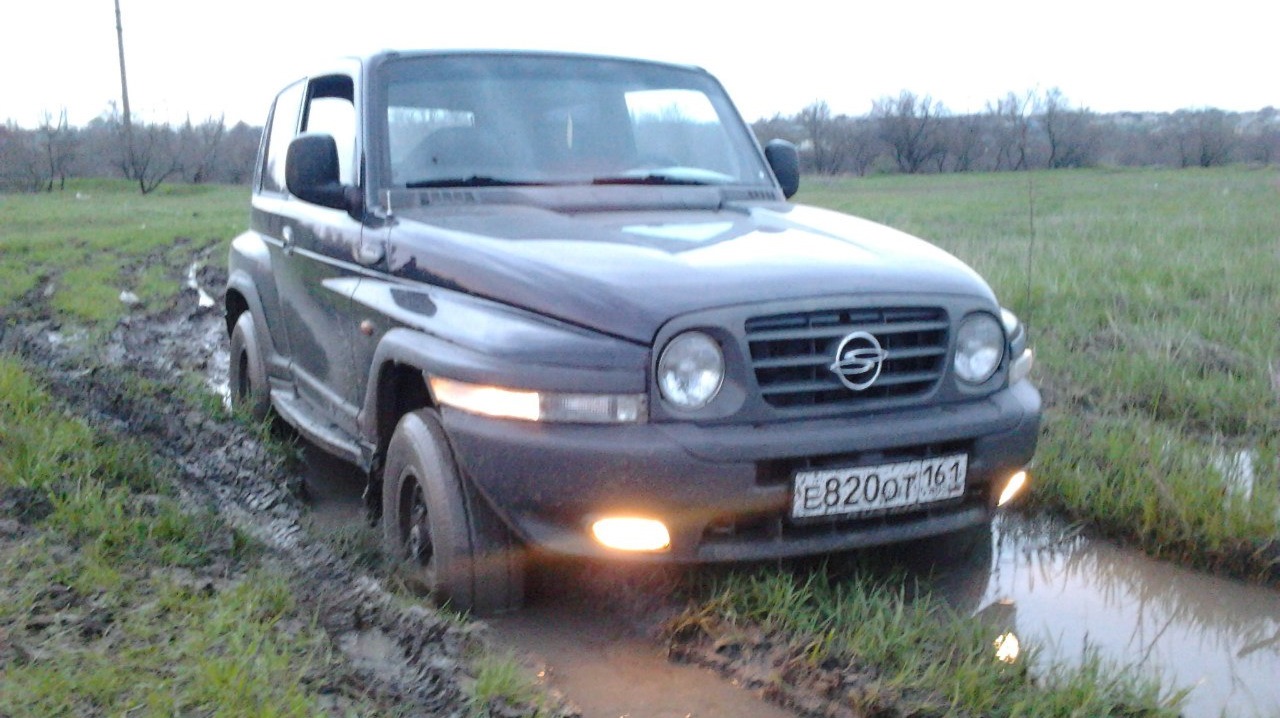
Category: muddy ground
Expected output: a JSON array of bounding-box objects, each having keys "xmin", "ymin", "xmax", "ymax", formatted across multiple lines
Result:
[
  {"xmin": 1, "ymin": 259, "xmax": 575, "ymax": 717},
  {"xmin": 1, "ymin": 257, "xmax": 842, "ymax": 717}
]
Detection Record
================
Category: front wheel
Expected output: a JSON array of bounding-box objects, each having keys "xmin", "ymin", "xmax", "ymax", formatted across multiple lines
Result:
[
  {"xmin": 228, "ymin": 312, "xmax": 271, "ymax": 422},
  {"xmin": 382, "ymin": 409, "xmax": 525, "ymax": 614}
]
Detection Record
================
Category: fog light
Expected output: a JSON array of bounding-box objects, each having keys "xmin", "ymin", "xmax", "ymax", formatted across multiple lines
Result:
[
  {"xmin": 994, "ymin": 632, "xmax": 1021, "ymax": 663},
  {"xmin": 591, "ymin": 517, "xmax": 670, "ymax": 552},
  {"xmin": 997, "ymin": 470, "xmax": 1028, "ymax": 507}
]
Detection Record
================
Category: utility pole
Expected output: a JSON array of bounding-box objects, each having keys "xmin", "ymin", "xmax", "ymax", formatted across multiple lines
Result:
[{"xmin": 114, "ymin": 0, "xmax": 136, "ymax": 180}]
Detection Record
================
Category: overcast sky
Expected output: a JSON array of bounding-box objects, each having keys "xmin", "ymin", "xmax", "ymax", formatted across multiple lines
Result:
[{"xmin": 3, "ymin": 0, "xmax": 1275, "ymax": 129}]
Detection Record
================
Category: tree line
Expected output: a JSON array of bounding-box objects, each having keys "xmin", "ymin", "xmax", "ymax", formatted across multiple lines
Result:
[
  {"xmin": 754, "ymin": 89, "xmax": 1280, "ymax": 175},
  {"xmin": 3, "ymin": 88, "xmax": 1278, "ymax": 193},
  {"xmin": 0, "ymin": 109, "xmax": 261, "ymax": 193}
]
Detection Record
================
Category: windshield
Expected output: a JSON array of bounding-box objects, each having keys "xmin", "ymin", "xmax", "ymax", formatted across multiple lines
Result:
[{"xmin": 377, "ymin": 54, "xmax": 774, "ymax": 189}]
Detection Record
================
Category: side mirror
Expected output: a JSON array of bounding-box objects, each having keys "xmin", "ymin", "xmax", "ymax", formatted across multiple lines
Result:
[
  {"xmin": 286, "ymin": 133, "xmax": 360, "ymax": 213},
  {"xmin": 764, "ymin": 139, "xmax": 800, "ymax": 199}
]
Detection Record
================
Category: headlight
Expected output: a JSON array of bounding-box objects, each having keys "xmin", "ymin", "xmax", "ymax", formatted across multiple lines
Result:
[
  {"xmin": 954, "ymin": 313, "xmax": 1004, "ymax": 384},
  {"xmin": 428, "ymin": 377, "xmax": 646, "ymax": 423},
  {"xmin": 658, "ymin": 331, "xmax": 724, "ymax": 409}
]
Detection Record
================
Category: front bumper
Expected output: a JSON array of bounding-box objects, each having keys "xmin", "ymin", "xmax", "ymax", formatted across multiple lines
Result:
[{"xmin": 443, "ymin": 380, "xmax": 1040, "ymax": 561}]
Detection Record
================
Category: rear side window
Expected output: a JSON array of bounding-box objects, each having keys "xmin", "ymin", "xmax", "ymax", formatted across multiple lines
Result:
[{"xmin": 260, "ymin": 80, "xmax": 306, "ymax": 195}]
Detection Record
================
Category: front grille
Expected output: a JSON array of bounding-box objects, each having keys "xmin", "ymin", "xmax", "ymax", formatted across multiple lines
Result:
[{"xmin": 745, "ymin": 306, "xmax": 949, "ymax": 409}]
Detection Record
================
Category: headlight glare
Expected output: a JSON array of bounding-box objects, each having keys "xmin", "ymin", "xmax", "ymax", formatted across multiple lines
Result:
[
  {"xmin": 658, "ymin": 331, "xmax": 724, "ymax": 409},
  {"xmin": 954, "ymin": 313, "xmax": 1004, "ymax": 384},
  {"xmin": 428, "ymin": 377, "xmax": 646, "ymax": 423}
]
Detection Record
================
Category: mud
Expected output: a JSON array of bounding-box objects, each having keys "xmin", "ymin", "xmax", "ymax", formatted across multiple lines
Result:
[{"xmin": 1, "ymin": 263, "xmax": 574, "ymax": 717}]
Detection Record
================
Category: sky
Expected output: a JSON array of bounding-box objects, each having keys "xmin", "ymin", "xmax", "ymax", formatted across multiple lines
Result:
[{"xmin": 2, "ymin": 0, "xmax": 1275, "ymax": 129}]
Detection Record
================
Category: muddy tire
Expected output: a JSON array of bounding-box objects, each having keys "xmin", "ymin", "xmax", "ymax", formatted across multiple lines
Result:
[
  {"xmin": 229, "ymin": 312, "xmax": 271, "ymax": 422},
  {"xmin": 382, "ymin": 409, "xmax": 525, "ymax": 615}
]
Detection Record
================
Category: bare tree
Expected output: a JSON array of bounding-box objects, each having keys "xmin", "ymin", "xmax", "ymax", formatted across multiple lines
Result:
[
  {"xmin": 0, "ymin": 123, "xmax": 46, "ymax": 191},
  {"xmin": 218, "ymin": 121, "xmax": 263, "ymax": 184},
  {"xmin": 873, "ymin": 91, "xmax": 947, "ymax": 174},
  {"xmin": 178, "ymin": 115, "xmax": 226, "ymax": 184},
  {"xmin": 1042, "ymin": 89, "xmax": 1098, "ymax": 169},
  {"xmin": 836, "ymin": 117, "xmax": 882, "ymax": 177},
  {"xmin": 943, "ymin": 114, "xmax": 986, "ymax": 172},
  {"xmin": 1241, "ymin": 107, "xmax": 1280, "ymax": 165},
  {"xmin": 38, "ymin": 109, "xmax": 77, "ymax": 191},
  {"xmin": 798, "ymin": 101, "xmax": 847, "ymax": 174},
  {"xmin": 1172, "ymin": 109, "xmax": 1236, "ymax": 168},
  {"xmin": 988, "ymin": 90, "xmax": 1038, "ymax": 171}
]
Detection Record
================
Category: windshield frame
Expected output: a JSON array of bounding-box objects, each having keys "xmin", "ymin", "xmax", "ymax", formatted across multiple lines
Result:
[{"xmin": 365, "ymin": 51, "xmax": 778, "ymax": 196}]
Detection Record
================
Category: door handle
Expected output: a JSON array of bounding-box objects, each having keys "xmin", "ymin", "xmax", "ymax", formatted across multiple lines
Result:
[{"xmin": 282, "ymin": 225, "xmax": 294, "ymax": 254}]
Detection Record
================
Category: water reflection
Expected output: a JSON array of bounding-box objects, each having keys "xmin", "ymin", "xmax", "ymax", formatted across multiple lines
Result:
[
  {"xmin": 952, "ymin": 513, "xmax": 1280, "ymax": 718},
  {"xmin": 1211, "ymin": 448, "xmax": 1262, "ymax": 504}
]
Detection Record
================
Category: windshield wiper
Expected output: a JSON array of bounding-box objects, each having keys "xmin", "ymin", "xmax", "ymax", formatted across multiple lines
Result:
[
  {"xmin": 405, "ymin": 176, "xmax": 547, "ymax": 189},
  {"xmin": 591, "ymin": 173, "xmax": 712, "ymax": 186}
]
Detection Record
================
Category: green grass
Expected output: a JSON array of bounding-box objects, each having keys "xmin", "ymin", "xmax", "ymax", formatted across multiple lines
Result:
[
  {"xmin": 0, "ymin": 355, "xmax": 344, "ymax": 716},
  {"xmin": 0, "ymin": 179, "xmax": 245, "ymax": 322},
  {"xmin": 467, "ymin": 650, "xmax": 549, "ymax": 717},
  {"xmin": 800, "ymin": 167, "xmax": 1280, "ymax": 579},
  {"xmin": 675, "ymin": 567, "xmax": 1186, "ymax": 717}
]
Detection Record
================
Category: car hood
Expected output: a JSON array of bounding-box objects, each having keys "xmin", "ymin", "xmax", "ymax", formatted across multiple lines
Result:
[{"xmin": 387, "ymin": 201, "xmax": 996, "ymax": 343}]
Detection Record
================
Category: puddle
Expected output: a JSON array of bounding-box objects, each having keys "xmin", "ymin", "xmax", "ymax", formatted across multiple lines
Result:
[
  {"xmin": 186, "ymin": 262, "xmax": 216, "ymax": 309},
  {"xmin": 926, "ymin": 514, "xmax": 1280, "ymax": 718},
  {"xmin": 489, "ymin": 567, "xmax": 797, "ymax": 718}
]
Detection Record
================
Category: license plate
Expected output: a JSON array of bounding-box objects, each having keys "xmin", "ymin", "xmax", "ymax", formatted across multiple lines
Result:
[{"xmin": 791, "ymin": 454, "xmax": 968, "ymax": 520}]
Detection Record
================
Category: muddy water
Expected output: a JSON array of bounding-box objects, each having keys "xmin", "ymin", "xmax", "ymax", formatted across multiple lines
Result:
[
  {"xmin": 488, "ymin": 590, "xmax": 797, "ymax": 718},
  {"xmin": 298, "ymin": 447, "xmax": 795, "ymax": 717},
  {"xmin": 926, "ymin": 515, "xmax": 1280, "ymax": 718}
]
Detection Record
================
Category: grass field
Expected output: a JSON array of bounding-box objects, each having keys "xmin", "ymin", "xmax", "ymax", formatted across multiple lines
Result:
[
  {"xmin": 0, "ymin": 180, "xmax": 244, "ymax": 322},
  {"xmin": 2, "ymin": 170, "xmax": 1276, "ymax": 715},
  {"xmin": 0, "ymin": 356, "xmax": 345, "ymax": 716},
  {"xmin": 802, "ymin": 167, "xmax": 1280, "ymax": 580}
]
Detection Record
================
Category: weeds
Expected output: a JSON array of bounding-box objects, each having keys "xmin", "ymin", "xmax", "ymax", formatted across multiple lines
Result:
[
  {"xmin": 467, "ymin": 650, "xmax": 547, "ymax": 717},
  {"xmin": 674, "ymin": 566, "xmax": 1185, "ymax": 717}
]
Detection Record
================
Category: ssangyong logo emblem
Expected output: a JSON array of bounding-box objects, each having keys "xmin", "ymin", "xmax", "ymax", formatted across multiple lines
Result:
[{"xmin": 830, "ymin": 331, "xmax": 887, "ymax": 391}]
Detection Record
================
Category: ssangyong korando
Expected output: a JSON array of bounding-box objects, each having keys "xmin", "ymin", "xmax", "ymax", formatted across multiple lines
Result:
[{"xmin": 224, "ymin": 51, "xmax": 1041, "ymax": 613}]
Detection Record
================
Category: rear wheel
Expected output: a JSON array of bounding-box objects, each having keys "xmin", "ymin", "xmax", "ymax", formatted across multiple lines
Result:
[
  {"xmin": 382, "ymin": 409, "xmax": 525, "ymax": 614},
  {"xmin": 229, "ymin": 312, "xmax": 270, "ymax": 422}
]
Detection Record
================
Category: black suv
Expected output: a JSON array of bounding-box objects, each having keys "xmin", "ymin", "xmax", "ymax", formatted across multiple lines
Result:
[{"xmin": 225, "ymin": 51, "xmax": 1040, "ymax": 613}]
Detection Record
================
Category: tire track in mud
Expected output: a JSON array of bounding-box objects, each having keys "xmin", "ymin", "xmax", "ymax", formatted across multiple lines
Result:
[
  {"xmin": 3, "ymin": 276, "xmax": 797, "ymax": 718},
  {"xmin": 2, "ymin": 290, "xmax": 566, "ymax": 717}
]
